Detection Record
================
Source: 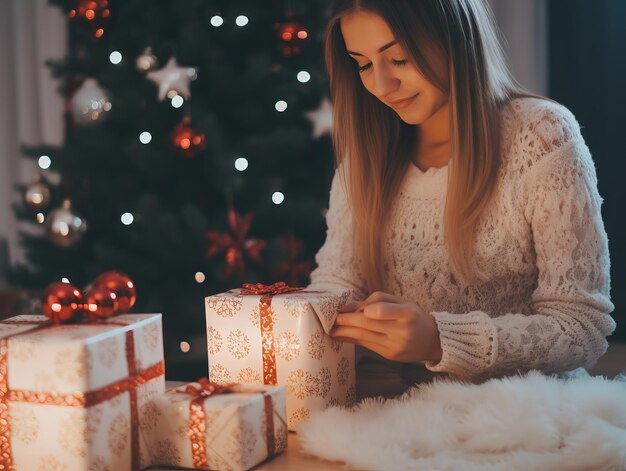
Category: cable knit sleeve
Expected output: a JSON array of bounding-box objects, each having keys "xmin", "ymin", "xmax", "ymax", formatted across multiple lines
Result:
[
  {"xmin": 425, "ymin": 103, "xmax": 616, "ymax": 379},
  {"xmin": 307, "ymin": 165, "xmax": 368, "ymax": 301}
]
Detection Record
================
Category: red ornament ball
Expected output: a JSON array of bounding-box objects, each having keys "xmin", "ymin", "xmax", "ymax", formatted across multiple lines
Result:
[
  {"xmin": 93, "ymin": 271, "xmax": 137, "ymax": 313},
  {"xmin": 42, "ymin": 281, "xmax": 83, "ymax": 324},
  {"xmin": 68, "ymin": 0, "xmax": 110, "ymax": 39},
  {"xmin": 84, "ymin": 286, "xmax": 118, "ymax": 319},
  {"xmin": 275, "ymin": 20, "xmax": 309, "ymax": 57},
  {"xmin": 170, "ymin": 116, "xmax": 206, "ymax": 159}
]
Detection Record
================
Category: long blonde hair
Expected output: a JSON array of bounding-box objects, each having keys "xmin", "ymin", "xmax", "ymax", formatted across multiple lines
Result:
[{"xmin": 324, "ymin": 0, "xmax": 546, "ymax": 289}]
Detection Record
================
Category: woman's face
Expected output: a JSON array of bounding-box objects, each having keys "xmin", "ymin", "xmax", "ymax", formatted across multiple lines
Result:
[{"xmin": 340, "ymin": 10, "xmax": 448, "ymax": 126}]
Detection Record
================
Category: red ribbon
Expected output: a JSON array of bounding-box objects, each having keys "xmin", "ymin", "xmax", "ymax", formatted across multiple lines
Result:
[
  {"xmin": 177, "ymin": 378, "xmax": 276, "ymax": 467},
  {"xmin": 238, "ymin": 282, "xmax": 303, "ymax": 386},
  {"xmin": 176, "ymin": 377, "xmax": 239, "ymax": 397}
]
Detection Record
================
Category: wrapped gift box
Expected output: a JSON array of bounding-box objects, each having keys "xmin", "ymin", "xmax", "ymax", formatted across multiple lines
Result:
[
  {"xmin": 0, "ymin": 313, "xmax": 165, "ymax": 470},
  {"xmin": 141, "ymin": 381, "xmax": 287, "ymax": 471},
  {"xmin": 205, "ymin": 284, "xmax": 355, "ymax": 429}
]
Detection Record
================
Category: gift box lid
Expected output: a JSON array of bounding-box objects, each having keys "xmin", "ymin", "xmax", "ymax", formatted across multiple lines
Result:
[
  {"xmin": 207, "ymin": 287, "xmax": 352, "ymax": 334},
  {"xmin": 0, "ymin": 313, "xmax": 164, "ymax": 394}
]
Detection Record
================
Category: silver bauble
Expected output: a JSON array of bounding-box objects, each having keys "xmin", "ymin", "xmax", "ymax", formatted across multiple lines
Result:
[
  {"xmin": 136, "ymin": 47, "xmax": 158, "ymax": 72},
  {"xmin": 46, "ymin": 199, "xmax": 88, "ymax": 248},
  {"xmin": 23, "ymin": 179, "xmax": 52, "ymax": 211},
  {"xmin": 70, "ymin": 78, "xmax": 112, "ymax": 126}
]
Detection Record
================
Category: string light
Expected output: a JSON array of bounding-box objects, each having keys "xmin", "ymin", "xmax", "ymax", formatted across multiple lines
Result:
[
  {"xmin": 171, "ymin": 95, "xmax": 184, "ymax": 108},
  {"xmin": 234, "ymin": 157, "xmax": 248, "ymax": 171},
  {"xmin": 297, "ymin": 71, "xmax": 311, "ymax": 83},
  {"xmin": 180, "ymin": 341, "xmax": 191, "ymax": 353},
  {"xmin": 235, "ymin": 15, "xmax": 249, "ymax": 27},
  {"xmin": 195, "ymin": 272, "xmax": 206, "ymax": 283},
  {"xmin": 275, "ymin": 100, "xmax": 287, "ymax": 112},
  {"xmin": 272, "ymin": 192, "xmax": 285, "ymax": 204},
  {"xmin": 36, "ymin": 213, "xmax": 45, "ymax": 223},
  {"xmin": 121, "ymin": 212, "xmax": 134, "ymax": 225},
  {"xmin": 139, "ymin": 131, "xmax": 152, "ymax": 144},
  {"xmin": 210, "ymin": 15, "xmax": 224, "ymax": 27},
  {"xmin": 38, "ymin": 155, "xmax": 51, "ymax": 169},
  {"xmin": 109, "ymin": 51, "xmax": 122, "ymax": 64}
]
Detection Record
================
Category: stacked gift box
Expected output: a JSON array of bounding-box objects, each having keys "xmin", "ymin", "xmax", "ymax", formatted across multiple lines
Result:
[
  {"xmin": 205, "ymin": 282, "xmax": 356, "ymax": 430},
  {"xmin": 0, "ymin": 282, "xmax": 352, "ymax": 470}
]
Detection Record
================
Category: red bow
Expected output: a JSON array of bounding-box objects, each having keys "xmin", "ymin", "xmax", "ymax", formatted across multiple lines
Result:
[
  {"xmin": 177, "ymin": 377, "xmax": 239, "ymax": 398},
  {"xmin": 240, "ymin": 281, "xmax": 304, "ymax": 296}
]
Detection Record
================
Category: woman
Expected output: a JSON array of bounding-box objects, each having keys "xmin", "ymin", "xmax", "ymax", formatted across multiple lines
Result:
[{"xmin": 307, "ymin": 0, "xmax": 616, "ymax": 399}]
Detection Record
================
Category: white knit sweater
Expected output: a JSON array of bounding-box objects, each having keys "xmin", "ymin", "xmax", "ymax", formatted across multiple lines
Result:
[{"xmin": 308, "ymin": 97, "xmax": 616, "ymax": 381}]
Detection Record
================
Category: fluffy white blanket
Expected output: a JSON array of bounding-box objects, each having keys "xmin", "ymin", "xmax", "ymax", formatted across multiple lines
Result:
[{"xmin": 297, "ymin": 370, "xmax": 626, "ymax": 471}]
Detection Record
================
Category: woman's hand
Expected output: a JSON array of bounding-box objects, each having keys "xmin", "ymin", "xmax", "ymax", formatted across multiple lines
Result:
[{"xmin": 330, "ymin": 291, "xmax": 443, "ymax": 364}]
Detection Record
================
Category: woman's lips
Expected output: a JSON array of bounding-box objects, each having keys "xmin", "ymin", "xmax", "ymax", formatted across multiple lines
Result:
[{"xmin": 388, "ymin": 94, "xmax": 418, "ymax": 109}]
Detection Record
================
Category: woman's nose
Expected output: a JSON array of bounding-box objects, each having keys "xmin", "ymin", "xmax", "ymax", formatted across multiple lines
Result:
[{"xmin": 371, "ymin": 63, "xmax": 399, "ymax": 98}]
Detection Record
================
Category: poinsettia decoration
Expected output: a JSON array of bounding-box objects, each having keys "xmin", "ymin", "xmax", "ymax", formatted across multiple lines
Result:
[
  {"xmin": 206, "ymin": 208, "xmax": 266, "ymax": 279},
  {"xmin": 273, "ymin": 234, "xmax": 315, "ymax": 286}
]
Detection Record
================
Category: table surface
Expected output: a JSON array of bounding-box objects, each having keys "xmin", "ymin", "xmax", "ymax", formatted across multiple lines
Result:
[
  {"xmin": 149, "ymin": 433, "xmax": 344, "ymax": 471},
  {"xmin": 147, "ymin": 382, "xmax": 346, "ymax": 471}
]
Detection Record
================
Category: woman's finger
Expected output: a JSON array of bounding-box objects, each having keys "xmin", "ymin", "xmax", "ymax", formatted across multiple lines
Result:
[
  {"xmin": 330, "ymin": 325, "xmax": 387, "ymax": 345},
  {"xmin": 359, "ymin": 291, "xmax": 404, "ymax": 310},
  {"xmin": 362, "ymin": 302, "xmax": 412, "ymax": 320},
  {"xmin": 335, "ymin": 312, "xmax": 396, "ymax": 334}
]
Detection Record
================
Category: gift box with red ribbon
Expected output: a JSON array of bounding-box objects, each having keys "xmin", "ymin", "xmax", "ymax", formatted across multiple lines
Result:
[
  {"xmin": 141, "ymin": 378, "xmax": 287, "ymax": 471},
  {"xmin": 0, "ymin": 313, "xmax": 165, "ymax": 470},
  {"xmin": 205, "ymin": 282, "xmax": 355, "ymax": 430}
]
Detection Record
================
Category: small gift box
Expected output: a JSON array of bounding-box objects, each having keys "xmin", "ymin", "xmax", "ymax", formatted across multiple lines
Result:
[
  {"xmin": 0, "ymin": 313, "xmax": 165, "ymax": 470},
  {"xmin": 205, "ymin": 282, "xmax": 355, "ymax": 430},
  {"xmin": 142, "ymin": 379, "xmax": 287, "ymax": 471}
]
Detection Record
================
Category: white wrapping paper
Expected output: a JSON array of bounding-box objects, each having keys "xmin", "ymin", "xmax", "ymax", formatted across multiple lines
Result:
[{"xmin": 205, "ymin": 287, "xmax": 355, "ymax": 429}]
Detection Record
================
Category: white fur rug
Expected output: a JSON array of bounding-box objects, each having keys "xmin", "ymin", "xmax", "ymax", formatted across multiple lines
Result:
[{"xmin": 297, "ymin": 370, "xmax": 626, "ymax": 471}]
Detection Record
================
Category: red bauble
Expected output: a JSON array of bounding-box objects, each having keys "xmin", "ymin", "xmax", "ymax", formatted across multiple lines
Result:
[
  {"xmin": 68, "ymin": 0, "xmax": 110, "ymax": 39},
  {"xmin": 84, "ymin": 286, "xmax": 118, "ymax": 320},
  {"xmin": 41, "ymin": 282, "xmax": 83, "ymax": 324},
  {"xmin": 170, "ymin": 116, "xmax": 206, "ymax": 159},
  {"xmin": 275, "ymin": 19, "xmax": 309, "ymax": 57},
  {"xmin": 93, "ymin": 271, "xmax": 136, "ymax": 313}
]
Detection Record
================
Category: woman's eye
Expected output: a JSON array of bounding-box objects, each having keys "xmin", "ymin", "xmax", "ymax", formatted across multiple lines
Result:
[{"xmin": 358, "ymin": 59, "xmax": 409, "ymax": 73}]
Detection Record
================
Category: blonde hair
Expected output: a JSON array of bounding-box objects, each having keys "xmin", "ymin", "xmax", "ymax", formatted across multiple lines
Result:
[{"xmin": 324, "ymin": 0, "xmax": 547, "ymax": 290}]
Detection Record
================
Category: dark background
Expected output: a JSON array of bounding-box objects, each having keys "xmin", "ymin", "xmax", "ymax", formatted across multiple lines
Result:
[{"xmin": 548, "ymin": 0, "xmax": 626, "ymax": 340}]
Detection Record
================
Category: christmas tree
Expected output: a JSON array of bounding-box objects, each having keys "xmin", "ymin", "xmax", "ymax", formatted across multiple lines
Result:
[{"xmin": 11, "ymin": 0, "xmax": 335, "ymax": 379}]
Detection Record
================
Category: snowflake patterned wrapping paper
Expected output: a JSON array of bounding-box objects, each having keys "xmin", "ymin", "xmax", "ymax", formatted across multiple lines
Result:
[
  {"xmin": 205, "ymin": 287, "xmax": 356, "ymax": 430},
  {"xmin": 0, "ymin": 313, "xmax": 165, "ymax": 470},
  {"xmin": 141, "ymin": 383, "xmax": 287, "ymax": 471}
]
